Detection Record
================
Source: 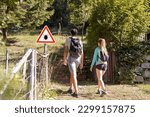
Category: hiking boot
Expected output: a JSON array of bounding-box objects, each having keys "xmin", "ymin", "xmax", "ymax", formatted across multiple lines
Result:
[
  {"xmin": 67, "ymin": 88, "xmax": 73, "ymax": 94},
  {"xmin": 71, "ymin": 92, "xmax": 79, "ymax": 98}
]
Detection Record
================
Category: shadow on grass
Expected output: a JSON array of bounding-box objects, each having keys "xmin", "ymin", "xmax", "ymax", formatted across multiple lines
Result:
[{"xmin": 5, "ymin": 38, "xmax": 18, "ymax": 46}]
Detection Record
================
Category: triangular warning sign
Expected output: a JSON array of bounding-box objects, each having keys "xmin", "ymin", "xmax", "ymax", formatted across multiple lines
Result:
[{"xmin": 36, "ymin": 25, "xmax": 55, "ymax": 43}]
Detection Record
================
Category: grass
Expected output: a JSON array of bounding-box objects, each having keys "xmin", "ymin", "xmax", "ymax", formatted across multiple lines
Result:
[
  {"xmin": 0, "ymin": 34, "xmax": 66, "ymax": 71},
  {"xmin": 0, "ymin": 73, "xmax": 28, "ymax": 100},
  {"xmin": 0, "ymin": 32, "xmax": 66, "ymax": 100},
  {"xmin": 137, "ymin": 84, "xmax": 150, "ymax": 94}
]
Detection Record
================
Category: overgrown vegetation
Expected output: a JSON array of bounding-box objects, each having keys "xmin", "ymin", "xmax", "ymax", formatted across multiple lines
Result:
[
  {"xmin": 138, "ymin": 84, "xmax": 150, "ymax": 94},
  {"xmin": 86, "ymin": 0, "xmax": 150, "ymax": 83},
  {"xmin": 0, "ymin": 73, "xmax": 27, "ymax": 100}
]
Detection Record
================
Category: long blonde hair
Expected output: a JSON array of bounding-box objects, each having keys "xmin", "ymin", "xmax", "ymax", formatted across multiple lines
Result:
[{"xmin": 98, "ymin": 38, "xmax": 108, "ymax": 56}]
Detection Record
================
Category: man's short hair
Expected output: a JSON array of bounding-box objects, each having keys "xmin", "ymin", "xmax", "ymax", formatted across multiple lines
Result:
[{"xmin": 70, "ymin": 29, "xmax": 78, "ymax": 36}]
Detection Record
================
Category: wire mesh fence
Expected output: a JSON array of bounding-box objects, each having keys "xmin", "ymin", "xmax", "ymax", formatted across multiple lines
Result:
[
  {"xmin": 0, "ymin": 49, "xmax": 37, "ymax": 100},
  {"xmin": 0, "ymin": 46, "xmax": 59, "ymax": 100}
]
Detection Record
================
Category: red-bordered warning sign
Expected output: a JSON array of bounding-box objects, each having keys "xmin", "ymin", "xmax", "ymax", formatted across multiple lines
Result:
[{"xmin": 36, "ymin": 25, "xmax": 55, "ymax": 43}]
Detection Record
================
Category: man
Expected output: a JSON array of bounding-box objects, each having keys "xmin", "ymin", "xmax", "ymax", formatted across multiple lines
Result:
[{"xmin": 63, "ymin": 29, "xmax": 84, "ymax": 98}]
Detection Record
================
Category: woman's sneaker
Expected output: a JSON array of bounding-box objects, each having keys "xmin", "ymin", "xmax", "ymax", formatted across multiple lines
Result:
[
  {"xmin": 102, "ymin": 90, "xmax": 107, "ymax": 95},
  {"xmin": 99, "ymin": 90, "xmax": 104, "ymax": 97},
  {"xmin": 71, "ymin": 92, "xmax": 79, "ymax": 98}
]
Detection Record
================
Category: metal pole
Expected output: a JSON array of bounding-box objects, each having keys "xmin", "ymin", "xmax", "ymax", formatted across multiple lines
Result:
[
  {"xmin": 44, "ymin": 44, "xmax": 48, "ymax": 54},
  {"xmin": 44, "ymin": 44, "xmax": 49, "ymax": 86}
]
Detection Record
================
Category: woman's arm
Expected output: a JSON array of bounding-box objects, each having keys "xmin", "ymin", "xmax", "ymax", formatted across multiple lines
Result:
[{"xmin": 90, "ymin": 48, "xmax": 98, "ymax": 70}]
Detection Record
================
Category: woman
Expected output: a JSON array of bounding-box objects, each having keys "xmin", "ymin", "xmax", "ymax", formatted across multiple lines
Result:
[{"xmin": 90, "ymin": 38, "xmax": 109, "ymax": 97}]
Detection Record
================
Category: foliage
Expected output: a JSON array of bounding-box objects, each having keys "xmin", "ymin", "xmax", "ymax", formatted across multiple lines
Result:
[
  {"xmin": 0, "ymin": 74, "xmax": 27, "ymax": 100},
  {"xmin": 49, "ymin": 0, "xmax": 69, "ymax": 27},
  {"xmin": 115, "ymin": 41, "xmax": 150, "ymax": 83},
  {"xmin": 40, "ymin": 88, "xmax": 57, "ymax": 99},
  {"xmin": 86, "ymin": 0, "xmax": 150, "ymax": 83},
  {"xmin": 0, "ymin": 0, "xmax": 54, "ymax": 40},
  {"xmin": 138, "ymin": 84, "xmax": 150, "ymax": 94},
  {"xmin": 68, "ymin": 0, "xmax": 92, "ymax": 25}
]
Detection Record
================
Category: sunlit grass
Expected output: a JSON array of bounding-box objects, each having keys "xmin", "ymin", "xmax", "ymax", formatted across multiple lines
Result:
[{"xmin": 138, "ymin": 84, "xmax": 150, "ymax": 94}]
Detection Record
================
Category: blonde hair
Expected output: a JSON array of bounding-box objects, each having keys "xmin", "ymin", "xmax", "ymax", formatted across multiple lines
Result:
[{"xmin": 98, "ymin": 38, "xmax": 108, "ymax": 56}]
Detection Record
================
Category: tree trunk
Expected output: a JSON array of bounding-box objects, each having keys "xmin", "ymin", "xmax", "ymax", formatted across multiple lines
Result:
[
  {"xmin": 2, "ymin": 28, "xmax": 7, "ymax": 42},
  {"xmin": 81, "ymin": 22, "xmax": 85, "ymax": 41}
]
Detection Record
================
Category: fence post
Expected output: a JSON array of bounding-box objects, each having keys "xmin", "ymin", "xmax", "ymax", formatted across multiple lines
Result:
[
  {"xmin": 27, "ymin": 49, "xmax": 35, "ymax": 100},
  {"xmin": 5, "ymin": 48, "xmax": 9, "ymax": 76},
  {"xmin": 34, "ymin": 50, "xmax": 37, "ymax": 100}
]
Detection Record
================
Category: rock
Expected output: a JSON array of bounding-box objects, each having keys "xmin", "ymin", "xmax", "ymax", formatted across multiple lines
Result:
[
  {"xmin": 134, "ymin": 76, "xmax": 144, "ymax": 83},
  {"xmin": 145, "ymin": 56, "xmax": 150, "ymax": 61},
  {"xmin": 141, "ymin": 63, "xmax": 150, "ymax": 69},
  {"xmin": 143, "ymin": 70, "xmax": 150, "ymax": 78}
]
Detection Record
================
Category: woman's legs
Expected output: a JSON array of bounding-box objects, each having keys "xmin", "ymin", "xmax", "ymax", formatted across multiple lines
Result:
[{"xmin": 96, "ymin": 68, "xmax": 105, "ymax": 91}]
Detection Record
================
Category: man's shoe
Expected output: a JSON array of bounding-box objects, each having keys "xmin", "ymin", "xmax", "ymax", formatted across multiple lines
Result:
[
  {"xmin": 67, "ymin": 88, "xmax": 73, "ymax": 94},
  {"xmin": 72, "ymin": 92, "xmax": 79, "ymax": 98}
]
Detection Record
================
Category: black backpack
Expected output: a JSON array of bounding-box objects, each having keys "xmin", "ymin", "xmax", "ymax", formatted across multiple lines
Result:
[
  {"xmin": 100, "ymin": 51, "xmax": 109, "ymax": 62},
  {"xmin": 69, "ymin": 37, "xmax": 82, "ymax": 58}
]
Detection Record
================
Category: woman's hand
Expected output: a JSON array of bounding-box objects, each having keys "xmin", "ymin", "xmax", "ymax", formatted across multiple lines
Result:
[
  {"xmin": 90, "ymin": 67, "xmax": 93, "ymax": 72},
  {"xmin": 103, "ymin": 61, "xmax": 107, "ymax": 65}
]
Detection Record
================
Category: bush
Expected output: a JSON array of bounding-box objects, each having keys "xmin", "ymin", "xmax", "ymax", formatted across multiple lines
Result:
[
  {"xmin": 86, "ymin": 0, "xmax": 149, "ymax": 83},
  {"xmin": 0, "ymin": 74, "xmax": 27, "ymax": 100}
]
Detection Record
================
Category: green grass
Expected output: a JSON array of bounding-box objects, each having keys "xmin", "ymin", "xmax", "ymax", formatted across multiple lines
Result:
[
  {"xmin": 138, "ymin": 84, "xmax": 150, "ymax": 94},
  {"xmin": 0, "ymin": 32, "xmax": 67, "ymax": 100},
  {"xmin": 0, "ymin": 34, "xmax": 66, "ymax": 70},
  {"xmin": 0, "ymin": 73, "xmax": 28, "ymax": 100}
]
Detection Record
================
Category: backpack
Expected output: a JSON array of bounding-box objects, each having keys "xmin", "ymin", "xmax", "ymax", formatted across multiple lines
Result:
[
  {"xmin": 69, "ymin": 37, "xmax": 82, "ymax": 58},
  {"xmin": 100, "ymin": 50, "xmax": 109, "ymax": 62}
]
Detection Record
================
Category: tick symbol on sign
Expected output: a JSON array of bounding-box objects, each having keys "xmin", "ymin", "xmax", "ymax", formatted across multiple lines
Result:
[{"xmin": 44, "ymin": 35, "xmax": 48, "ymax": 40}]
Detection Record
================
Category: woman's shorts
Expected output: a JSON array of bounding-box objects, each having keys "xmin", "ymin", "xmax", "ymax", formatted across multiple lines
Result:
[{"xmin": 96, "ymin": 64, "xmax": 107, "ymax": 71}]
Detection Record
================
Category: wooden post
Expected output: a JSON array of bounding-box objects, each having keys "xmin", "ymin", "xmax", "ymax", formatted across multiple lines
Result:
[
  {"xmin": 27, "ymin": 50, "xmax": 35, "ymax": 100},
  {"xmin": 34, "ymin": 50, "xmax": 37, "ymax": 100},
  {"xmin": 5, "ymin": 48, "xmax": 9, "ymax": 76},
  {"xmin": 58, "ymin": 22, "xmax": 61, "ymax": 35},
  {"xmin": 30, "ymin": 50, "xmax": 35, "ymax": 100}
]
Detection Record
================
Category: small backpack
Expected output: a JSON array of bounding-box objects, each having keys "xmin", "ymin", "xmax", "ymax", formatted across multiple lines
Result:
[
  {"xmin": 69, "ymin": 37, "xmax": 82, "ymax": 58},
  {"xmin": 100, "ymin": 51, "xmax": 109, "ymax": 62}
]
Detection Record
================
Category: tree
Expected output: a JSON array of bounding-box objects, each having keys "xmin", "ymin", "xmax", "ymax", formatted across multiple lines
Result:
[
  {"xmin": 49, "ymin": 0, "xmax": 69, "ymax": 27},
  {"xmin": 68, "ymin": 0, "xmax": 92, "ymax": 37},
  {"xmin": 0, "ymin": 0, "xmax": 54, "ymax": 42},
  {"xmin": 86, "ymin": 0, "xmax": 150, "ymax": 83}
]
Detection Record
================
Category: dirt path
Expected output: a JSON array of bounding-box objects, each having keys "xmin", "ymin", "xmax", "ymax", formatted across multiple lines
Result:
[{"xmin": 49, "ymin": 83, "xmax": 150, "ymax": 100}]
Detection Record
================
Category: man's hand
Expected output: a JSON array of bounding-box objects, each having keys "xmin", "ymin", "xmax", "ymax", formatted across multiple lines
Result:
[
  {"xmin": 80, "ymin": 63, "xmax": 83, "ymax": 69},
  {"xmin": 63, "ymin": 59, "xmax": 67, "ymax": 66}
]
